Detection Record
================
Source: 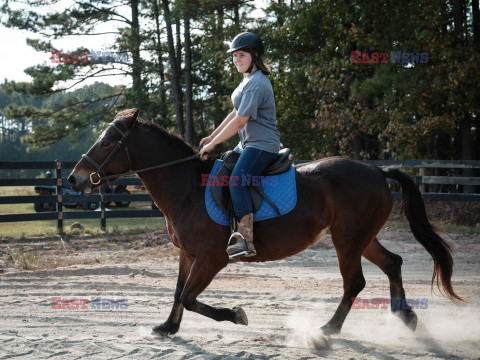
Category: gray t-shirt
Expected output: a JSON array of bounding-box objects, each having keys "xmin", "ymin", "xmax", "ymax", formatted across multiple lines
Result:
[{"xmin": 232, "ymin": 70, "xmax": 280, "ymax": 154}]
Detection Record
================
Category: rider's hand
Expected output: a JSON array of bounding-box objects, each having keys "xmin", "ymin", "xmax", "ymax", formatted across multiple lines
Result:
[
  {"xmin": 199, "ymin": 135, "xmax": 213, "ymax": 146},
  {"xmin": 200, "ymin": 142, "xmax": 216, "ymax": 158}
]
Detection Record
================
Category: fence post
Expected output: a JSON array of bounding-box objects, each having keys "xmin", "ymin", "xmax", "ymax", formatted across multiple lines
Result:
[
  {"xmin": 419, "ymin": 167, "xmax": 425, "ymax": 193},
  {"xmin": 55, "ymin": 160, "xmax": 64, "ymax": 233},
  {"xmin": 100, "ymin": 186, "xmax": 106, "ymax": 231}
]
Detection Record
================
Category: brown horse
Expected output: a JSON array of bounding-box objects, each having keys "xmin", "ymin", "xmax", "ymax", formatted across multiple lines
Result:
[{"xmin": 68, "ymin": 109, "xmax": 461, "ymax": 344}]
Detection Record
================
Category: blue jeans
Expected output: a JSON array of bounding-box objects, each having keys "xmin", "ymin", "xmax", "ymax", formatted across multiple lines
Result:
[{"xmin": 229, "ymin": 146, "xmax": 278, "ymax": 221}]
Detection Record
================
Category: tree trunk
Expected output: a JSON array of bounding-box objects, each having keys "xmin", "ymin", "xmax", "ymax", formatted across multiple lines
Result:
[
  {"xmin": 473, "ymin": 0, "xmax": 480, "ymax": 46},
  {"xmin": 212, "ymin": 8, "xmax": 224, "ymax": 128},
  {"xmin": 454, "ymin": 0, "xmax": 464, "ymax": 46},
  {"xmin": 175, "ymin": 18, "xmax": 182, "ymax": 76},
  {"xmin": 477, "ymin": 112, "xmax": 480, "ymax": 160},
  {"xmin": 233, "ymin": 4, "xmax": 240, "ymax": 32},
  {"xmin": 153, "ymin": 0, "xmax": 167, "ymax": 122},
  {"xmin": 20, "ymin": 119, "xmax": 26, "ymax": 134},
  {"xmin": 277, "ymin": 0, "xmax": 284, "ymax": 26},
  {"xmin": 162, "ymin": 0, "xmax": 184, "ymax": 136},
  {"xmin": 175, "ymin": 17, "xmax": 184, "ymax": 112},
  {"xmin": 0, "ymin": 114, "xmax": 4, "ymax": 142},
  {"xmin": 184, "ymin": 15, "xmax": 194, "ymax": 145},
  {"xmin": 130, "ymin": 0, "xmax": 146, "ymax": 110},
  {"xmin": 352, "ymin": 133, "xmax": 362, "ymax": 159}
]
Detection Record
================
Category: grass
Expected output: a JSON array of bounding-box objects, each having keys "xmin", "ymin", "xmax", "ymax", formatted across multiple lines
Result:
[
  {"xmin": 0, "ymin": 202, "xmax": 165, "ymax": 239},
  {"xmin": 385, "ymin": 220, "xmax": 480, "ymax": 234},
  {"xmin": 437, "ymin": 223, "xmax": 480, "ymax": 235},
  {"xmin": 0, "ymin": 216, "xmax": 165, "ymax": 238},
  {"xmin": 0, "ymin": 186, "xmax": 36, "ymax": 196},
  {"xmin": 0, "ymin": 218, "xmax": 165, "ymax": 239},
  {"xmin": 0, "ymin": 203, "xmax": 42, "ymax": 215},
  {"xmin": 5, "ymin": 246, "xmax": 46, "ymax": 270}
]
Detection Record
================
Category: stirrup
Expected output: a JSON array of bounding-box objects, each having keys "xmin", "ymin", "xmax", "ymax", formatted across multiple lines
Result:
[{"xmin": 227, "ymin": 232, "xmax": 253, "ymax": 259}]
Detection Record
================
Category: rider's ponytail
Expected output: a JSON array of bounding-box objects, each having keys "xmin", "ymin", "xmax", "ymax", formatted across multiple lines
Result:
[{"xmin": 255, "ymin": 55, "xmax": 271, "ymax": 75}]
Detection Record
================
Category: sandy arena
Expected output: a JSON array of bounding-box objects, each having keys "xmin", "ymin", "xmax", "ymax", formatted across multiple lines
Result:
[{"xmin": 0, "ymin": 225, "xmax": 479, "ymax": 359}]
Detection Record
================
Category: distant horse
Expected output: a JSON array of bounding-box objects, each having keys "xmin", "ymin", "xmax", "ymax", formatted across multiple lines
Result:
[{"xmin": 68, "ymin": 109, "xmax": 461, "ymax": 344}]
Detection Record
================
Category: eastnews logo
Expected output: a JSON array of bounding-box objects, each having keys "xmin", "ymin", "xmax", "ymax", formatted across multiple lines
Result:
[
  {"xmin": 201, "ymin": 174, "xmax": 279, "ymax": 187},
  {"xmin": 51, "ymin": 51, "xmax": 128, "ymax": 64},
  {"xmin": 351, "ymin": 51, "xmax": 428, "ymax": 64},
  {"xmin": 51, "ymin": 297, "xmax": 129, "ymax": 310},
  {"xmin": 352, "ymin": 297, "xmax": 429, "ymax": 310}
]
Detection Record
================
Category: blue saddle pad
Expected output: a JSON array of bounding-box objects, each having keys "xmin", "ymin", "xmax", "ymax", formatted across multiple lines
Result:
[{"xmin": 204, "ymin": 159, "xmax": 297, "ymax": 226}]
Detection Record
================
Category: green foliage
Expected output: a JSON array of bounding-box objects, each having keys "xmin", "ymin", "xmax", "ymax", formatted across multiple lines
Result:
[
  {"xmin": 1, "ymin": 0, "xmax": 479, "ymax": 161},
  {"xmin": 1, "ymin": 82, "xmax": 121, "ymax": 151},
  {"xmin": 261, "ymin": 0, "xmax": 480, "ymax": 160}
]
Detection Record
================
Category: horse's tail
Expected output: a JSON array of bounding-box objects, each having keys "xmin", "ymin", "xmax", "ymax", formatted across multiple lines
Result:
[{"xmin": 383, "ymin": 168, "xmax": 462, "ymax": 302}]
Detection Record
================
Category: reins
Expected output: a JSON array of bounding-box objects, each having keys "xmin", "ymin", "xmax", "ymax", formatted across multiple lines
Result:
[
  {"xmin": 83, "ymin": 119, "xmax": 205, "ymax": 185},
  {"xmin": 101, "ymin": 152, "xmax": 201, "ymax": 181}
]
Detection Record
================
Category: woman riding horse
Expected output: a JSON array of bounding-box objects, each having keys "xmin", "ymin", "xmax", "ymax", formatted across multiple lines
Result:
[
  {"xmin": 68, "ymin": 108, "xmax": 462, "ymax": 341},
  {"xmin": 199, "ymin": 32, "xmax": 281, "ymax": 259}
]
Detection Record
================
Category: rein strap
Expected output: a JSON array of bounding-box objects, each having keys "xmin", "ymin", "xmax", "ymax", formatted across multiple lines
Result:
[{"xmin": 100, "ymin": 153, "xmax": 201, "ymax": 181}]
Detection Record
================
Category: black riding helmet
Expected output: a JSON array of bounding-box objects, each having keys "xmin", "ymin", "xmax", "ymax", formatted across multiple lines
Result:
[{"xmin": 228, "ymin": 32, "xmax": 264, "ymax": 74}]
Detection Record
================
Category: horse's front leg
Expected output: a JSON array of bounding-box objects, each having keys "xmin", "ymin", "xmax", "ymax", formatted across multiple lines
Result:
[
  {"xmin": 153, "ymin": 250, "xmax": 192, "ymax": 335},
  {"xmin": 180, "ymin": 256, "xmax": 248, "ymax": 325}
]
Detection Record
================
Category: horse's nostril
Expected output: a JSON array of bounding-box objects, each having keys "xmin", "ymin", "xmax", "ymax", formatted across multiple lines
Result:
[{"xmin": 67, "ymin": 174, "xmax": 76, "ymax": 185}]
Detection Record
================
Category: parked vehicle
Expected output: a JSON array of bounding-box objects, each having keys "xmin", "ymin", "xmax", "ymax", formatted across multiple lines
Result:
[
  {"xmin": 104, "ymin": 184, "xmax": 131, "ymax": 208},
  {"xmin": 33, "ymin": 172, "xmax": 130, "ymax": 212}
]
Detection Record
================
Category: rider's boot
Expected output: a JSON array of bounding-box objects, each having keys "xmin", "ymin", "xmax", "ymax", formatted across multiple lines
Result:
[{"xmin": 226, "ymin": 213, "xmax": 256, "ymax": 259}]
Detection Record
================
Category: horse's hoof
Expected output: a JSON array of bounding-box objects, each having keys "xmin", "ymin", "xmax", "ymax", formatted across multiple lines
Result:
[
  {"xmin": 320, "ymin": 323, "xmax": 339, "ymax": 336},
  {"xmin": 395, "ymin": 309, "xmax": 418, "ymax": 332},
  {"xmin": 233, "ymin": 307, "xmax": 248, "ymax": 325},
  {"xmin": 307, "ymin": 331, "xmax": 328, "ymax": 349},
  {"xmin": 406, "ymin": 312, "xmax": 418, "ymax": 332},
  {"xmin": 152, "ymin": 323, "xmax": 178, "ymax": 336}
]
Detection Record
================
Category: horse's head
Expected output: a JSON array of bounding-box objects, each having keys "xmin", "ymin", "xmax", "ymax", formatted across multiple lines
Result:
[{"xmin": 68, "ymin": 108, "xmax": 140, "ymax": 193}]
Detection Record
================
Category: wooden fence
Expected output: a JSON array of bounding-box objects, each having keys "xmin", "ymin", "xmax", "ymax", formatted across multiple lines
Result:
[
  {"xmin": 0, "ymin": 159, "xmax": 479, "ymax": 232},
  {"xmin": 0, "ymin": 161, "xmax": 162, "ymax": 233},
  {"xmin": 359, "ymin": 159, "xmax": 480, "ymax": 202}
]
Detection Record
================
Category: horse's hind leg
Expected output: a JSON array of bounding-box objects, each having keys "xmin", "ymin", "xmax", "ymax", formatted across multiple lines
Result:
[
  {"xmin": 153, "ymin": 250, "xmax": 193, "ymax": 335},
  {"xmin": 321, "ymin": 242, "xmax": 366, "ymax": 336},
  {"xmin": 179, "ymin": 256, "xmax": 248, "ymax": 325},
  {"xmin": 363, "ymin": 237, "xmax": 417, "ymax": 331}
]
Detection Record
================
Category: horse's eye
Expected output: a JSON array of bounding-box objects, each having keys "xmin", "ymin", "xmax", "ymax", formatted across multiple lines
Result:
[{"xmin": 100, "ymin": 140, "xmax": 110, "ymax": 148}]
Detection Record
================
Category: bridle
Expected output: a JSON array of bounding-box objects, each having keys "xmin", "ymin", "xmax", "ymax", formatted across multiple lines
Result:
[
  {"xmin": 82, "ymin": 121, "xmax": 134, "ymax": 185},
  {"xmin": 82, "ymin": 120, "xmax": 202, "ymax": 185}
]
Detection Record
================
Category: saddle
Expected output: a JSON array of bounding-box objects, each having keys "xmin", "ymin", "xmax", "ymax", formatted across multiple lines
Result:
[{"xmin": 210, "ymin": 148, "xmax": 293, "ymax": 220}]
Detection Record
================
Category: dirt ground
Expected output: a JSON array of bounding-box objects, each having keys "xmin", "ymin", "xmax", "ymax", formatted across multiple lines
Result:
[{"xmin": 0, "ymin": 224, "xmax": 479, "ymax": 360}]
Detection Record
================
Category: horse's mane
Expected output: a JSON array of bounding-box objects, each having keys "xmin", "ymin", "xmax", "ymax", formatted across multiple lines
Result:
[
  {"xmin": 135, "ymin": 118, "xmax": 226, "ymax": 190},
  {"xmin": 137, "ymin": 118, "xmax": 196, "ymax": 155},
  {"xmin": 135, "ymin": 117, "xmax": 223, "ymax": 180}
]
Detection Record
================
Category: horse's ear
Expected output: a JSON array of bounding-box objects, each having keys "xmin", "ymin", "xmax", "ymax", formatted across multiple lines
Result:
[
  {"xmin": 122, "ymin": 108, "xmax": 140, "ymax": 128},
  {"xmin": 132, "ymin": 108, "xmax": 140, "ymax": 122}
]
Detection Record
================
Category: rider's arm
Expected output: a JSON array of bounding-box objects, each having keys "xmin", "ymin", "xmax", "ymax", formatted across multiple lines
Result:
[
  {"xmin": 210, "ymin": 109, "xmax": 237, "ymax": 138},
  {"xmin": 210, "ymin": 114, "xmax": 249, "ymax": 146}
]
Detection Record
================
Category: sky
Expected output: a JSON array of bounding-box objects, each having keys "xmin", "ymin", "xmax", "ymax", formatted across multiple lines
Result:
[
  {"xmin": 0, "ymin": 1, "xmax": 268, "ymax": 89},
  {"xmin": 0, "ymin": 2, "xmax": 128, "ymax": 91},
  {"xmin": 0, "ymin": 25, "xmax": 120, "ymax": 83}
]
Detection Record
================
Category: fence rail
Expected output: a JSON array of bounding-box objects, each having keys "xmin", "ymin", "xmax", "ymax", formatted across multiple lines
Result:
[
  {"xmin": 295, "ymin": 159, "xmax": 480, "ymax": 202},
  {"xmin": 1, "ymin": 159, "xmax": 479, "ymax": 232},
  {"xmin": 0, "ymin": 160, "xmax": 162, "ymax": 232},
  {"xmin": 360, "ymin": 159, "xmax": 480, "ymax": 202}
]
